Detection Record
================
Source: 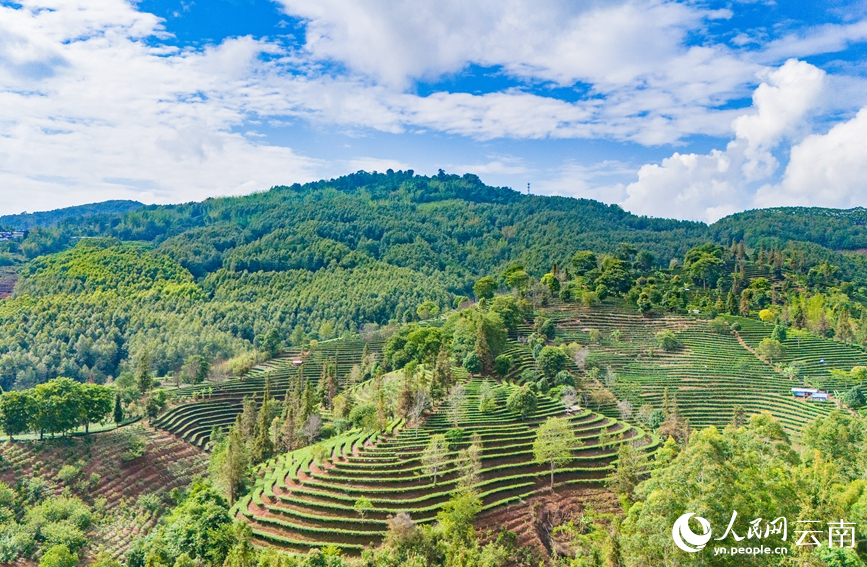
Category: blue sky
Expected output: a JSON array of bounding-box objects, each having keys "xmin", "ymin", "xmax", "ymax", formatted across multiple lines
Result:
[{"xmin": 3, "ymin": 0, "xmax": 867, "ymax": 222}]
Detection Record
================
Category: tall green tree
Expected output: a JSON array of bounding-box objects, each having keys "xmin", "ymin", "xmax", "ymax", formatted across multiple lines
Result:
[
  {"xmin": 533, "ymin": 417, "xmax": 577, "ymax": 491},
  {"xmin": 32, "ymin": 377, "xmax": 81, "ymax": 438},
  {"xmin": 113, "ymin": 392, "xmax": 124, "ymax": 426},
  {"xmin": 136, "ymin": 352, "xmax": 152, "ymax": 395},
  {"xmin": 250, "ymin": 398, "xmax": 274, "ymax": 464},
  {"xmin": 0, "ymin": 390, "xmax": 34, "ymax": 440},
  {"xmin": 209, "ymin": 418, "xmax": 249, "ymax": 506},
  {"xmin": 472, "ymin": 276, "xmax": 497, "ymax": 300},
  {"xmin": 78, "ymin": 383, "xmax": 113, "ymax": 433},
  {"xmin": 421, "ymin": 434, "xmax": 449, "ymax": 486}
]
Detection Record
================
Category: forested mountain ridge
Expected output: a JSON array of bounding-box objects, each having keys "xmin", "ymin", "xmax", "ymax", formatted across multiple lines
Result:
[
  {"xmin": 2, "ymin": 170, "xmax": 867, "ymax": 392},
  {"xmin": 0, "ymin": 200, "xmax": 143, "ymax": 230},
  {"xmin": 7, "ymin": 172, "xmax": 867, "ymax": 567}
]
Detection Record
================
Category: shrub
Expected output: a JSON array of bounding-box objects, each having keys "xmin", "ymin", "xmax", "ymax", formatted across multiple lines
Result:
[
  {"xmin": 537, "ymin": 346, "xmax": 568, "ymax": 380},
  {"xmin": 708, "ymin": 317, "xmax": 730, "ymax": 334},
  {"xmin": 0, "ymin": 522, "xmax": 36, "ymax": 562},
  {"xmin": 554, "ymin": 370, "xmax": 574, "ymax": 387},
  {"xmin": 38, "ymin": 544, "xmax": 77, "ymax": 567},
  {"xmin": 654, "ymin": 330, "xmax": 680, "ymax": 351},
  {"xmin": 444, "ymin": 428, "xmax": 464, "ymax": 450},
  {"xmin": 119, "ymin": 430, "xmax": 147, "ymax": 463},
  {"xmin": 493, "ymin": 354, "xmax": 513, "ymax": 377},
  {"xmin": 507, "ymin": 386, "xmax": 537, "ymax": 420},
  {"xmin": 56, "ymin": 465, "xmax": 79, "ymax": 484}
]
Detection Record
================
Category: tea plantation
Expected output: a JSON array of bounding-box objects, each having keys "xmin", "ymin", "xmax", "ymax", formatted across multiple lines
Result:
[{"xmin": 234, "ymin": 377, "xmax": 656, "ymax": 553}]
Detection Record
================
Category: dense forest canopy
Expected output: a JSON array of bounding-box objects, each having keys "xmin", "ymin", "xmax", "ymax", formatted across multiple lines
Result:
[
  {"xmin": 2, "ymin": 170, "xmax": 867, "ymax": 392},
  {"xmin": 0, "ymin": 200, "xmax": 143, "ymax": 231}
]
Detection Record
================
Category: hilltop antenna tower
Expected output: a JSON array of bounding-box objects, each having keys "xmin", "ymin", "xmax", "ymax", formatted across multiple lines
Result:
[{"xmin": 527, "ymin": 183, "xmax": 530, "ymax": 195}]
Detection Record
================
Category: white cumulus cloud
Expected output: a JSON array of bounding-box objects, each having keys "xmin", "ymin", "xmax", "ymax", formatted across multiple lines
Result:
[
  {"xmin": 620, "ymin": 59, "xmax": 826, "ymax": 222},
  {"xmin": 756, "ymin": 108, "xmax": 867, "ymax": 208}
]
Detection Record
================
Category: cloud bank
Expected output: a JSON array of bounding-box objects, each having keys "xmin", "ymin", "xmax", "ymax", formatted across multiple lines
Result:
[{"xmin": 2, "ymin": 0, "xmax": 867, "ymax": 218}]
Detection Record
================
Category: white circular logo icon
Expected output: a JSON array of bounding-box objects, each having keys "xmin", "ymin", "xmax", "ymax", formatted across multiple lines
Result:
[{"xmin": 672, "ymin": 513, "xmax": 712, "ymax": 552}]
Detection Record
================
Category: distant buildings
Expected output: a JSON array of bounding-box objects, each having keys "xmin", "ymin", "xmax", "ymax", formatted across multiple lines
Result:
[
  {"xmin": 791, "ymin": 387, "xmax": 829, "ymax": 401},
  {"xmin": 0, "ymin": 231, "xmax": 26, "ymax": 242}
]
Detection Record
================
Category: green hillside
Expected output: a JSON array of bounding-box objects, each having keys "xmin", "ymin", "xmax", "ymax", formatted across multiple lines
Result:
[
  {"xmin": 6, "ymin": 172, "xmax": 867, "ymax": 566},
  {"xmin": 0, "ymin": 200, "xmax": 143, "ymax": 230},
  {"xmin": 3, "ymin": 171, "xmax": 867, "ymax": 393}
]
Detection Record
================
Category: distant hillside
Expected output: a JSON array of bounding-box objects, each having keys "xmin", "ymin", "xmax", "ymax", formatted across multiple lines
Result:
[
  {"xmin": 712, "ymin": 206, "xmax": 867, "ymax": 251},
  {"xmin": 3, "ymin": 170, "xmax": 867, "ymax": 390},
  {"xmin": 0, "ymin": 199, "xmax": 143, "ymax": 229}
]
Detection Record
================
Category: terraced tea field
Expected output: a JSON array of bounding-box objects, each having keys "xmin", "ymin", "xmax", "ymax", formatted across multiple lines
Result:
[
  {"xmin": 546, "ymin": 302, "xmax": 835, "ymax": 432},
  {"xmin": 235, "ymin": 377, "xmax": 657, "ymax": 553},
  {"xmin": 734, "ymin": 317, "xmax": 867, "ymax": 392},
  {"xmin": 0, "ymin": 425, "xmax": 207, "ymax": 562},
  {"xmin": 154, "ymin": 337, "xmax": 383, "ymax": 447}
]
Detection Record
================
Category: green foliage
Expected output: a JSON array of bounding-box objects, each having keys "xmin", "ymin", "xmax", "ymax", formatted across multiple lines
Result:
[
  {"xmin": 38, "ymin": 544, "xmax": 78, "ymax": 567},
  {"xmin": 493, "ymin": 354, "xmax": 512, "ymax": 377},
  {"xmin": 756, "ymin": 337, "xmax": 784, "ymax": 363},
  {"xmin": 621, "ymin": 414, "xmax": 800, "ymax": 566},
  {"xmin": 708, "ymin": 317, "xmax": 730, "ymax": 334},
  {"xmin": 571, "ymin": 251, "xmax": 598, "ymax": 275},
  {"xmin": 536, "ymin": 346, "xmax": 568, "ymax": 380},
  {"xmin": 129, "ymin": 481, "xmax": 234, "ymax": 567},
  {"xmin": 383, "ymin": 324, "xmax": 444, "ymax": 369},
  {"xmin": 533, "ymin": 417, "xmax": 576, "ymax": 491},
  {"xmin": 506, "ymin": 385, "xmax": 537, "ymax": 420},
  {"xmin": 843, "ymin": 386, "xmax": 866, "ymax": 409},
  {"xmin": 683, "ymin": 244, "xmax": 725, "ymax": 288},
  {"xmin": 416, "ymin": 300, "xmax": 440, "ymax": 321},
  {"xmin": 0, "ymin": 378, "xmax": 114, "ymax": 438},
  {"xmin": 119, "ymin": 428, "xmax": 147, "ymax": 462},
  {"xmin": 353, "ymin": 496, "xmax": 373, "ymax": 522},
  {"xmin": 444, "ymin": 427, "xmax": 465, "ymax": 450},
  {"xmin": 421, "ymin": 434, "xmax": 449, "ymax": 486},
  {"xmin": 462, "ymin": 353, "xmax": 481, "ymax": 375},
  {"xmin": 653, "ymin": 330, "xmax": 680, "ymax": 352},
  {"xmin": 802, "ymin": 411, "xmax": 865, "ymax": 481},
  {"xmin": 209, "ymin": 421, "xmax": 249, "ymax": 505},
  {"xmin": 259, "ymin": 329, "xmax": 283, "ymax": 359},
  {"xmin": 0, "ymin": 390, "xmax": 35, "ymax": 439}
]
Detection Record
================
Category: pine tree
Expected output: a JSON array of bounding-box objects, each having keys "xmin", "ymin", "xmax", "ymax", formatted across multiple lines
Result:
[
  {"xmin": 726, "ymin": 291, "xmax": 738, "ymax": 315},
  {"xmin": 251, "ymin": 398, "xmax": 274, "ymax": 463},
  {"xmin": 322, "ymin": 360, "xmax": 338, "ymax": 408},
  {"xmin": 431, "ymin": 343, "xmax": 452, "ymax": 399},
  {"xmin": 210, "ymin": 416, "xmax": 249, "ymax": 506},
  {"xmin": 302, "ymin": 380, "xmax": 317, "ymax": 422},
  {"xmin": 280, "ymin": 404, "xmax": 298, "ymax": 451},
  {"xmin": 739, "ymin": 291, "xmax": 751, "ymax": 316},
  {"xmin": 113, "ymin": 393, "xmax": 124, "ymax": 426},
  {"xmin": 136, "ymin": 352, "xmax": 152, "ymax": 395},
  {"xmin": 837, "ymin": 308, "xmax": 853, "ymax": 343},
  {"xmin": 474, "ymin": 322, "xmax": 493, "ymax": 374},
  {"xmin": 263, "ymin": 375, "xmax": 272, "ymax": 402},
  {"xmin": 239, "ymin": 396, "xmax": 258, "ymax": 441}
]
